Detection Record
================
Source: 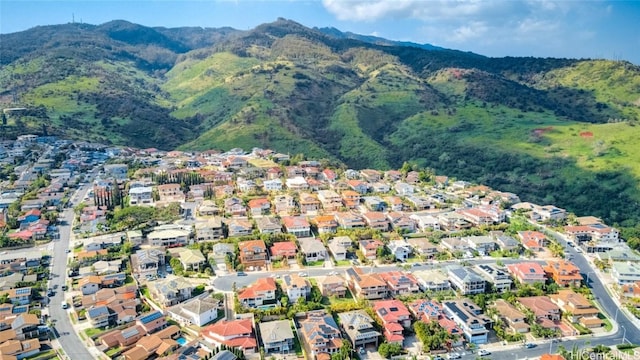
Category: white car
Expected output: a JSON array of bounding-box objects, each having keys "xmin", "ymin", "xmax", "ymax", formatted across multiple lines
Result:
[
  {"xmin": 298, "ymin": 272, "xmax": 308, "ymax": 277},
  {"xmin": 478, "ymin": 349, "xmax": 491, "ymax": 356},
  {"xmin": 447, "ymin": 353, "xmax": 461, "ymax": 359},
  {"xmin": 61, "ymin": 302, "xmax": 69, "ymax": 309}
]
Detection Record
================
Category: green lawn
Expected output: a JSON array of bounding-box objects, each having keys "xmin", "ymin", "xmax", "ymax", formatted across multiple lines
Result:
[
  {"xmin": 323, "ymin": 289, "xmax": 356, "ymax": 306},
  {"xmin": 335, "ymin": 260, "xmax": 351, "ymax": 267},
  {"xmin": 84, "ymin": 327, "xmax": 106, "ymax": 338}
]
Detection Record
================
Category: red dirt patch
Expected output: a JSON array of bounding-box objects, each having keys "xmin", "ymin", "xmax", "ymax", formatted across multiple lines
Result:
[{"xmin": 580, "ymin": 131, "xmax": 594, "ymax": 138}]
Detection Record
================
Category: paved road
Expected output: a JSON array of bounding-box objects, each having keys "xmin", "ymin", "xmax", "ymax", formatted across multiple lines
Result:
[{"xmin": 49, "ymin": 185, "xmax": 94, "ymax": 360}]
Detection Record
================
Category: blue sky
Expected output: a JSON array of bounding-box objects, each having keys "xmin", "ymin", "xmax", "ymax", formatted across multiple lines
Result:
[{"xmin": 1, "ymin": 0, "xmax": 639, "ymax": 64}]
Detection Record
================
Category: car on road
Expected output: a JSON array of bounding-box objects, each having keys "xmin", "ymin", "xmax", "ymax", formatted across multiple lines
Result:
[
  {"xmin": 431, "ymin": 356, "xmax": 444, "ymax": 360},
  {"xmin": 298, "ymin": 272, "xmax": 308, "ymax": 277},
  {"xmin": 47, "ymin": 288, "xmax": 54, "ymax": 297},
  {"xmin": 237, "ymin": 272, "xmax": 247, "ymax": 276},
  {"xmin": 524, "ymin": 343, "xmax": 536, "ymax": 349},
  {"xmin": 328, "ymin": 271, "xmax": 338, "ymax": 276},
  {"xmin": 412, "ymin": 263, "xmax": 422, "ymax": 267},
  {"xmin": 65, "ymin": 249, "xmax": 71, "ymax": 253},
  {"xmin": 478, "ymin": 349, "xmax": 491, "ymax": 356},
  {"xmin": 61, "ymin": 302, "xmax": 69, "ymax": 309},
  {"xmin": 61, "ymin": 285, "xmax": 68, "ymax": 291},
  {"xmin": 447, "ymin": 353, "xmax": 461, "ymax": 359}
]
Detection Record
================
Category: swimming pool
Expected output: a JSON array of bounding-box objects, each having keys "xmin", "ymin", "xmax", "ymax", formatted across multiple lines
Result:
[
  {"xmin": 176, "ymin": 337, "xmax": 187, "ymax": 346},
  {"xmin": 257, "ymin": 304, "xmax": 276, "ymax": 310}
]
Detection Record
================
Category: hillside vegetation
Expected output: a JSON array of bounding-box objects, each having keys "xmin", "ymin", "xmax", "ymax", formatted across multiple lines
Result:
[{"xmin": 1, "ymin": 18, "xmax": 640, "ymax": 227}]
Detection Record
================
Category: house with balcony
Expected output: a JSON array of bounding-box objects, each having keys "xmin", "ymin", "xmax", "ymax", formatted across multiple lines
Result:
[
  {"xmin": 224, "ymin": 197, "xmax": 247, "ymax": 217},
  {"xmin": 298, "ymin": 311, "xmax": 343, "ymax": 359},
  {"xmin": 255, "ymin": 216, "xmax": 282, "ymax": 235},
  {"xmin": 491, "ymin": 231, "xmax": 521, "ymax": 252},
  {"xmin": 312, "ymin": 215, "xmax": 339, "ymax": 234},
  {"xmin": 197, "ymin": 200, "xmax": 221, "ymax": 216},
  {"xmin": 285, "ymin": 177, "xmax": 309, "ymax": 191},
  {"xmin": 299, "ymin": 238, "xmax": 327, "ymax": 263},
  {"xmin": 195, "ymin": 217, "xmax": 224, "ymax": 241},
  {"xmin": 507, "ymin": 262, "xmax": 547, "ymax": 284},
  {"xmin": 438, "ymin": 212, "xmax": 473, "ymax": 231},
  {"xmin": 362, "ymin": 196, "xmax": 387, "ymax": 212},
  {"xmin": 247, "ymin": 198, "xmax": 271, "ymax": 216},
  {"xmin": 457, "ymin": 208, "xmax": 494, "ymax": 226},
  {"xmin": 612, "ymin": 262, "xmax": 640, "ymax": 285},
  {"xmin": 338, "ymin": 310, "xmax": 381, "ymax": 349},
  {"xmin": 263, "ymin": 178, "xmax": 283, "ymax": 192},
  {"xmin": 238, "ymin": 240, "xmax": 267, "ymax": 270},
  {"xmin": 359, "ymin": 239, "xmax": 384, "ymax": 260},
  {"xmin": 544, "ymin": 260, "xmax": 583, "ymax": 287},
  {"xmin": 386, "ymin": 212, "xmax": 415, "ymax": 233},
  {"xmin": 447, "ymin": 265, "xmax": 486, "ymax": 295},
  {"xmin": 347, "ymin": 180, "xmax": 369, "ymax": 194},
  {"xmin": 413, "ymin": 269, "xmax": 451, "ymax": 292},
  {"xmin": 406, "ymin": 195, "xmax": 432, "ymax": 210},
  {"xmin": 226, "ymin": 218, "xmax": 253, "ymax": 237},
  {"xmin": 282, "ymin": 274, "xmax": 311, "ymax": 303},
  {"xmin": 202, "ymin": 318, "xmax": 257, "ymax": 353},
  {"xmin": 385, "ymin": 196, "xmax": 404, "ymax": 212},
  {"xmin": 346, "ymin": 267, "xmax": 388, "ymax": 300},
  {"xmin": 362, "ymin": 212, "xmax": 389, "ymax": 231},
  {"xmin": 282, "ymin": 216, "xmax": 311, "ymax": 238},
  {"xmin": 394, "ymin": 182, "xmax": 414, "ymax": 196},
  {"xmin": 463, "ymin": 236, "xmax": 497, "ymax": 256},
  {"xmin": 171, "ymin": 248, "xmax": 207, "ymax": 271},
  {"xmin": 564, "ymin": 224, "xmax": 620, "ymax": 244},
  {"xmin": 157, "ymin": 183, "xmax": 184, "ymax": 203},
  {"xmin": 328, "ymin": 236, "xmax": 352, "ymax": 261},
  {"xmin": 134, "ymin": 247, "xmax": 165, "ymax": 277},
  {"xmin": 129, "ymin": 186, "xmax": 154, "ymax": 206},
  {"xmin": 474, "ymin": 264, "xmax": 513, "ymax": 293},
  {"xmin": 342, "ymin": 190, "xmax": 362, "ymax": 209},
  {"xmin": 406, "ymin": 237, "xmax": 441, "ymax": 259},
  {"xmin": 373, "ymin": 299, "xmax": 411, "ymax": 345},
  {"xmin": 238, "ymin": 277, "xmax": 277, "ymax": 308},
  {"xmin": 274, "ymin": 194, "xmax": 296, "ymax": 215},
  {"xmin": 549, "ymin": 290, "xmax": 602, "ymax": 327},
  {"xmin": 518, "ymin": 296, "xmax": 561, "ymax": 330},
  {"xmin": 443, "ymin": 299, "xmax": 491, "ymax": 345},
  {"xmin": 259, "ymin": 320, "xmax": 295, "ymax": 355},
  {"xmin": 387, "ymin": 240, "xmax": 413, "ymax": 262},
  {"xmin": 518, "ymin": 231, "xmax": 548, "ymax": 252},
  {"xmin": 150, "ymin": 277, "xmax": 193, "ymax": 307},
  {"xmin": 317, "ymin": 275, "xmax": 348, "ymax": 298},
  {"xmin": 147, "ymin": 226, "xmax": 191, "ymax": 247},
  {"xmin": 489, "ymin": 299, "xmax": 529, "ymax": 334},
  {"xmin": 299, "ymin": 193, "xmax": 321, "ymax": 215},
  {"xmin": 379, "ymin": 271, "xmax": 420, "ymax": 296},
  {"xmin": 335, "ymin": 211, "xmax": 366, "ymax": 229},
  {"xmin": 316, "ymin": 190, "xmax": 342, "ymax": 211},
  {"xmin": 270, "ymin": 241, "xmax": 298, "ymax": 260},
  {"xmin": 167, "ymin": 295, "xmax": 220, "ymax": 327}
]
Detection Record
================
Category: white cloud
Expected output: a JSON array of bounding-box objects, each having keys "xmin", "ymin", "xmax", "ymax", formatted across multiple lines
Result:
[{"xmin": 446, "ymin": 21, "xmax": 488, "ymax": 42}]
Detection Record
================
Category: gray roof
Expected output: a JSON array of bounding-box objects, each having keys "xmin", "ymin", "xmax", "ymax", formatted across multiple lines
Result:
[
  {"xmin": 259, "ymin": 320, "xmax": 295, "ymax": 344},
  {"xmin": 211, "ymin": 350, "xmax": 237, "ymax": 360},
  {"xmin": 87, "ymin": 305, "xmax": 110, "ymax": 318},
  {"xmin": 298, "ymin": 238, "xmax": 326, "ymax": 254}
]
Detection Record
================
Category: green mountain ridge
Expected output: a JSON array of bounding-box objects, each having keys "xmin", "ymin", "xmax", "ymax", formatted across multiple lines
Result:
[{"xmin": 1, "ymin": 18, "xmax": 640, "ymax": 226}]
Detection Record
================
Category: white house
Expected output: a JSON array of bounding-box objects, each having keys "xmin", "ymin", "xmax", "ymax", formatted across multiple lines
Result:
[
  {"xmin": 167, "ymin": 295, "xmax": 220, "ymax": 327},
  {"xmin": 387, "ymin": 240, "xmax": 413, "ymax": 262},
  {"xmin": 129, "ymin": 186, "xmax": 153, "ymax": 206},
  {"xmin": 263, "ymin": 179, "xmax": 283, "ymax": 192}
]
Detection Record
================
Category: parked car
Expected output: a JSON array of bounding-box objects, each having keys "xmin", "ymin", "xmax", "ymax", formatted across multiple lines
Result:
[
  {"xmin": 478, "ymin": 349, "xmax": 491, "ymax": 356},
  {"xmin": 524, "ymin": 343, "xmax": 536, "ymax": 349},
  {"xmin": 61, "ymin": 302, "xmax": 69, "ymax": 309},
  {"xmin": 447, "ymin": 353, "xmax": 461, "ymax": 359},
  {"xmin": 237, "ymin": 272, "xmax": 247, "ymax": 276},
  {"xmin": 61, "ymin": 285, "xmax": 68, "ymax": 291},
  {"xmin": 298, "ymin": 272, "xmax": 308, "ymax": 277}
]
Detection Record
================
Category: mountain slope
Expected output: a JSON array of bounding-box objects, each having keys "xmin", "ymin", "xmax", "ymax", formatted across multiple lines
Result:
[{"xmin": 1, "ymin": 18, "xmax": 640, "ymax": 225}]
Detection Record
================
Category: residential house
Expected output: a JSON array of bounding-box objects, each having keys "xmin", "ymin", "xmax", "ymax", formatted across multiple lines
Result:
[
  {"xmin": 370, "ymin": 182, "xmax": 390, "ymax": 194},
  {"xmin": 327, "ymin": 236, "xmax": 352, "ymax": 261},
  {"xmin": 202, "ymin": 318, "xmax": 257, "ymax": 353},
  {"xmin": 224, "ymin": 197, "xmax": 247, "ymax": 217},
  {"xmin": 549, "ymin": 290, "xmax": 602, "ymax": 327},
  {"xmin": 564, "ymin": 224, "xmax": 620, "ymax": 243},
  {"xmin": 387, "ymin": 240, "xmax": 413, "ymax": 261},
  {"xmin": 87, "ymin": 306, "xmax": 111, "ymax": 328},
  {"xmin": 285, "ymin": 177, "xmax": 309, "ymax": 191},
  {"xmin": 99, "ymin": 325, "xmax": 146, "ymax": 349},
  {"xmin": 463, "ymin": 236, "xmax": 497, "ymax": 256},
  {"xmin": 298, "ymin": 311, "xmax": 343, "ymax": 358},
  {"xmin": 362, "ymin": 196, "xmax": 387, "ymax": 212},
  {"xmin": 534, "ymin": 205, "xmax": 566, "ymax": 222},
  {"xmin": 298, "ymin": 238, "xmax": 327, "ymax": 263},
  {"xmin": 282, "ymin": 274, "xmax": 311, "ymax": 303},
  {"xmin": 345, "ymin": 267, "xmax": 387, "ymax": 300},
  {"xmin": 379, "ymin": 271, "xmax": 420, "ymax": 296},
  {"xmin": 167, "ymin": 296, "xmax": 220, "ymax": 327},
  {"xmin": 334, "ymin": 211, "xmax": 366, "ymax": 229},
  {"xmin": 247, "ymin": 198, "xmax": 271, "ymax": 216},
  {"xmin": 121, "ymin": 325, "xmax": 181, "ymax": 360},
  {"xmin": 342, "ymin": 190, "xmax": 361, "ymax": 209},
  {"xmin": 544, "ymin": 260, "xmax": 583, "ymax": 287},
  {"xmin": 282, "ymin": 216, "xmax": 311, "ymax": 238},
  {"xmin": 394, "ymin": 182, "xmax": 414, "ymax": 196},
  {"xmin": 507, "ymin": 262, "xmax": 547, "ymax": 284},
  {"xmin": 621, "ymin": 282, "xmax": 640, "ymax": 299},
  {"xmin": 457, "ymin": 208, "xmax": 495, "ymax": 226},
  {"xmin": 134, "ymin": 247, "xmax": 166, "ymax": 277},
  {"xmin": 409, "ymin": 299, "xmax": 463, "ymax": 347},
  {"xmin": 299, "ymin": 193, "xmax": 320, "ymax": 215},
  {"xmin": 197, "ymin": 200, "xmax": 221, "ymax": 216},
  {"xmin": 359, "ymin": 239, "xmax": 384, "ymax": 260},
  {"xmin": 226, "ymin": 218, "xmax": 253, "ymax": 237},
  {"xmin": 447, "ymin": 265, "xmax": 486, "ymax": 295},
  {"xmin": 406, "ymin": 238, "xmax": 440, "ymax": 259},
  {"xmin": 406, "ymin": 195, "xmax": 432, "ymax": 210},
  {"xmin": 238, "ymin": 240, "xmax": 268, "ymax": 270},
  {"xmin": 321, "ymin": 169, "xmax": 337, "ymax": 183},
  {"xmin": 5, "ymin": 288, "xmax": 31, "ymax": 306},
  {"xmin": 373, "ymin": 299, "xmax": 411, "ymax": 345},
  {"xmin": 518, "ymin": 296, "xmax": 561, "ymax": 330},
  {"xmin": 312, "ymin": 215, "xmax": 338, "ymax": 234},
  {"xmin": 273, "ymin": 195, "xmax": 296, "ymax": 215},
  {"xmin": 474, "ymin": 264, "xmax": 513, "ymax": 293},
  {"xmin": 171, "ymin": 248, "xmax": 207, "ymax": 271},
  {"xmin": 347, "ymin": 180, "xmax": 369, "ymax": 194},
  {"xmin": 270, "ymin": 241, "xmax": 298, "ymax": 260},
  {"xmin": 78, "ymin": 276, "xmax": 102, "ymax": 295},
  {"xmin": 443, "ymin": 299, "xmax": 491, "ymax": 345},
  {"xmin": 359, "ymin": 169, "xmax": 381, "ymax": 182},
  {"xmin": 518, "ymin": 231, "xmax": 548, "ymax": 252},
  {"xmin": 255, "ymin": 216, "xmax": 282, "ymax": 235},
  {"xmin": 362, "ymin": 212, "xmax": 389, "ymax": 231},
  {"xmin": 489, "ymin": 299, "xmax": 529, "ymax": 334},
  {"xmin": 612, "ymin": 262, "xmax": 640, "ymax": 285},
  {"xmin": 412, "ymin": 269, "xmax": 451, "ymax": 292},
  {"xmin": 263, "ymin": 179, "xmax": 283, "ymax": 192},
  {"xmin": 195, "ymin": 217, "xmax": 224, "ymax": 241},
  {"xmin": 157, "ymin": 183, "xmax": 184, "ymax": 202},
  {"xmin": 316, "ymin": 275, "xmax": 348, "ymax": 298},
  {"xmin": 127, "ymin": 230, "xmax": 144, "ymax": 246},
  {"xmin": 0, "ymin": 338, "xmax": 41, "ymax": 359},
  {"xmin": 491, "ymin": 231, "xmax": 520, "ymax": 252},
  {"xmin": 338, "ymin": 310, "xmax": 381, "ymax": 349},
  {"xmin": 136, "ymin": 310, "xmax": 168, "ymax": 334},
  {"xmin": 147, "ymin": 226, "xmax": 190, "ymax": 247},
  {"xmin": 316, "ymin": 190, "xmax": 343, "ymax": 212},
  {"xmin": 259, "ymin": 320, "xmax": 295, "ymax": 354},
  {"xmin": 129, "ymin": 186, "xmax": 153, "ymax": 206},
  {"xmin": 238, "ymin": 278, "xmax": 277, "ymax": 308},
  {"xmin": 438, "ymin": 212, "xmax": 472, "ymax": 231},
  {"xmin": 150, "ymin": 277, "xmax": 194, "ymax": 307},
  {"xmin": 386, "ymin": 212, "xmax": 415, "ymax": 233}
]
